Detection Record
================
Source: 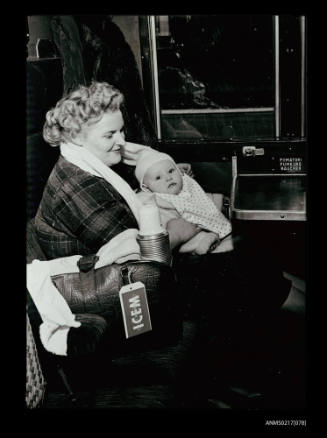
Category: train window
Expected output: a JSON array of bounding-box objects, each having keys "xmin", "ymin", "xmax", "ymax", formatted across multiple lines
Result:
[{"xmin": 139, "ymin": 15, "xmax": 307, "ymax": 143}]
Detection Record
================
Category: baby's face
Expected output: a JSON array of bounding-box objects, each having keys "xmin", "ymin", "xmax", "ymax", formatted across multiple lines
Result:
[{"xmin": 143, "ymin": 159, "xmax": 183, "ymax": 194}]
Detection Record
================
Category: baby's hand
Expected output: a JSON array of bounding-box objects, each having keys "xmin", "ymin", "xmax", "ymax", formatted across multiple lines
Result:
[{"xmin": 177, "ymin": 163, "xmax": 194, "ymax": 178}]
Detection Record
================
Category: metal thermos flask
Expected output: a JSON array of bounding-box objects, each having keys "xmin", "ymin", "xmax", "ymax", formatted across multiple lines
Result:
[{"xmin": 137, "ymin": 201, "xmax": 172, "ymax": 266}]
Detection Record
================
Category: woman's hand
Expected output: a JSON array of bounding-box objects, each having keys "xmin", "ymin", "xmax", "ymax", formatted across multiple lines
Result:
[
  {"xmin": 177, "ymin": 163, "xmax": 194, "ymax": 178},
  {"xmin": 95, "ymin": 229, "xmax": 140, "ymax": 268},
  {"xmin": 166, "ymin": 217, "xmax": 201, "ymax": 249},
  {"xmin": 179, "ymin": 231, "xmax": 220, "ymax": 255},
  {"xmin": 121, "ymin": 144, "xmax": 194, "ymax": 179},
  {"xmin": 120, "ymin": 142, "xmax": 151, "ymax": 166}
]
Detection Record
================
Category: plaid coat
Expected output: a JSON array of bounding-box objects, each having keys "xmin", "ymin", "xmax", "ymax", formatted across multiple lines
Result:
[{"xmin": 34, "ymin": 156, "xmax": 138, "ymax": 260}]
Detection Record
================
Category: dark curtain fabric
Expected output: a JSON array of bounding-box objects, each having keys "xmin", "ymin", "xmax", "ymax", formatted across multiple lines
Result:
[
  {"xmin": 50, "ymin": 15, "xmax": 87, "ymax": 94},
  {"xmin": 74, "ymin": 15, "xmax": 157, "ymax": 147},
  {"xmin": 50, "ymin": 14, "xmax": 156, "ymax": 148}
]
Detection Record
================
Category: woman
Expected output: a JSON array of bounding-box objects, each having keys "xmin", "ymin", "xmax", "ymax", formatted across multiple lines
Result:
[
  {"xmin": 34, "ymin": 81, "xmax": 199, "ymax": 260},
  {"xmin": 33, "ymin": 81, "xmax": 291, "ymax": 399},
  {"xmin": 30, "ymin": 80, "xmax": 197, "ymax": 360}
]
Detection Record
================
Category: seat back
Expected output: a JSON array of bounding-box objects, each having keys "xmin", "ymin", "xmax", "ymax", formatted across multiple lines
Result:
[
  {"xmin": 26, "ymin": 219, "xmax": 46, "ymax": 331},
  {"xmin": 27, "ymin": 60, "xmax": 62, "ymax": 219}
]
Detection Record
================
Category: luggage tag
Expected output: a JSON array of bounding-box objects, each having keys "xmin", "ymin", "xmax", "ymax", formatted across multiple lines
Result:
[{"xmin": 119, "ymin": 281, "xmax": 152, "ymax": 339}]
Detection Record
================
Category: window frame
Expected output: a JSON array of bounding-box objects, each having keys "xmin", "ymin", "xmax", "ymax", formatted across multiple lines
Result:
[{"xmin": 139, "ymin": 14, "xmax": 307, "ymax": 153}]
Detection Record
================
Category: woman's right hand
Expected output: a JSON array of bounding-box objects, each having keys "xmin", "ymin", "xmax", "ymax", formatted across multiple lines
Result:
[
  {"xmin": 120, "ymin": 142, "xmax": 151, "ymax": 166},
  {"xmin": 95, "ymin": 229, "xmax": 140, "ymax": 268},
  {"xmin": 166, "ymin": 218, "xmax": 201, "ymax": 249},
  {"xmin": 177, "ymin": 163, "xmax": 194, "ymax": 178}
]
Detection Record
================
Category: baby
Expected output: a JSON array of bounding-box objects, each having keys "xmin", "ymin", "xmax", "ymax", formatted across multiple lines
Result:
[{"xmin": 135, "ymin": 149, "xmax": 232, "ymax": 254}]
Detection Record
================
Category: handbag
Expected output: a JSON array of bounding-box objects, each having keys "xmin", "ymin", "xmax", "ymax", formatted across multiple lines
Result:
[
  {"xmin": 51, "ymin": 259, "xmax": 183, "ymax": 354},
  {"xmin": 26, "ymin": 312, "xmax": 46, "ymax": 408}
]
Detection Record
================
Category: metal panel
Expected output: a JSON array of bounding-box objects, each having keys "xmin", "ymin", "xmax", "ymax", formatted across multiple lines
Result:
[{"xmin": 231, "ymin": 174, "xmax": 306, "ymax": 221}]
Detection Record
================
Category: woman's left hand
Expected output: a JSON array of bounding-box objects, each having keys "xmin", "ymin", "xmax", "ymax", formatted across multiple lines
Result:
[
  {"xmin": 177, "ymin": 163, "xmax": 194, "ymax": 178},
  {"xmin": 120, "ymin": 142, "xmax": 150, "ymax": 166}
]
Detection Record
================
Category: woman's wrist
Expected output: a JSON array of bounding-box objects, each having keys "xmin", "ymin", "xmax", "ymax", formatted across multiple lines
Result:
[
  {"xmin": 207, "ymin": 231, "xmax": 220, "ymax": 244},
  {"xmin": 167, "ymin": 218, "xmax": 201, "ymax": 249}
]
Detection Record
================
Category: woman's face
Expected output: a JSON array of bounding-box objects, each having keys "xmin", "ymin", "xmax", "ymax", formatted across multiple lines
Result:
[{"xmin": 76, "ymin": 110, "xmax": 125, "ymax": 167}]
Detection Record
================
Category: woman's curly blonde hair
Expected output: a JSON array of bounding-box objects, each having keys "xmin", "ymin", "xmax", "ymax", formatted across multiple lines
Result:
[{"xmin": 43, "ymin": 81, "xmax": 124, "ymax": 147}]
